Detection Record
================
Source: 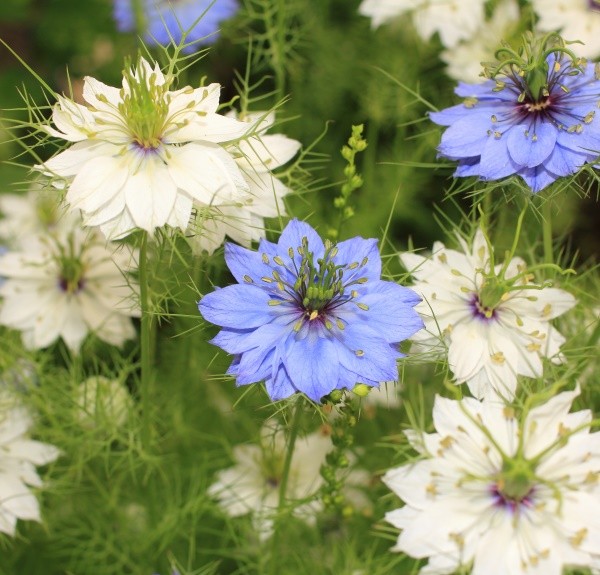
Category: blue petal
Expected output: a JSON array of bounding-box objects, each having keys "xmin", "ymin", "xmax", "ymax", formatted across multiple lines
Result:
[
  {"xmin": 199, "ymin": 284, "xmax": 272, "ymax": 329},
  {"xmin": 454, "ymin": 157, "xmax": 481, "ymax": 177},
  {"xmin": 283, "ymin": 336, "xmax": 339, "ymax": 401},
  {"xmin": 277, "ymin": 219, "xmax": 325, "ymax": 266},
  {"xmin": 334, "ymin": 237, "xmax": 381, "ymax": 282},
  {"xmin": 557, "ymin": 127, "xmax": 600, "ymax": 157},
  {"xmin": 543, "ymin": 143, "xmax": 586, "ymax": 177},
  {"xmin": 454, "ymin": 80, "xmax": 499, "ymax": 98},
  {"xmin": 211, "ymin": 322, "xmax": 286, "ymax": 354},
  {"xmin": 234, "ymin": 345, "xmax": 276, "ymax": 385},
  {"xmin": 517, "ymin": 165, "xmax": 559, "ymax": 193},
  {"xmin": 258, "ymin": 237, "xmax": 279, "ymax": 256},
  {"xmin": 506, "ymin": 122, "xmax": 557, "ymax": 168},
  {"xmin": 265, "ymin": 363, "xmax": 297, "ymax": 400},
  {"xmin": 334, "ymin": 323, "xmax": 401, "ymax": 383},
  {"xmin": 354, "ymin": 283, "xmax": 424, "ymax": 343},
  {"xmin": 224, "ymin": 242, "xmax": 274, "ymax": 285},
  {"xmin": 438, "ymin": 117, "xmax": 491, "ymax": 159},
  {"xmin": 478, "ymin": 134, "xmax": 518, "ymax": 179}
]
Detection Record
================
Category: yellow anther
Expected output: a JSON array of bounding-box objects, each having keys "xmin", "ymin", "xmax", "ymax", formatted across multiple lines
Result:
[{"xmin": 570, "ymin": 528, "xmax": 588, "ymax": 548}]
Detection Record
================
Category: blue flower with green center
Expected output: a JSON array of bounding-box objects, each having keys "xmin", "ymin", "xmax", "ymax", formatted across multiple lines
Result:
[
  {"xmin": 198, "ymin": 219, "xmax": 423, "ymax": 402},
  {"xmin": 113, "ymin": 0, "xmax": 239, "ymax": 54},
  {"xmin": 431, "ymin": 32, "xmax": 600, "ymax": 192}
]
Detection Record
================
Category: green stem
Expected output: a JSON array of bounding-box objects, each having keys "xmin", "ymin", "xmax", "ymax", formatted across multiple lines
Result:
[
  {"xmin": 139, "ymin": 231, "xmax": 154, "ymax": 448},
  {"xmin": 542, "ymin": 200, "xmax": 553, "ymax": 266},
  {"xmin": 271, "ymin": 399, "xmax": 303, "ymax": 571}
]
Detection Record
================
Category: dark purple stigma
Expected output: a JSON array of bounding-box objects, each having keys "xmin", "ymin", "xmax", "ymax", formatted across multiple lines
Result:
[
  {"xmin": 469, "ymin": 294, "xmax": 496, "ymax": 322},
  {"xmin": 490, "ymin": 484, "xmax": 535, "ymax": 514},
  {"xmin": 58, "ymin": 278, "xmax": 86, "ymax": 294}
]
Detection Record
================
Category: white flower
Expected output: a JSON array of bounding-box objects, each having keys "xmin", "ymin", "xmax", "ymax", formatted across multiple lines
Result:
[
  {"xmin": 358, "ymin": 0, "xmax": 486, "ymax": 48},
  {"xmin": 208, "ymin": 423, "xmax": 332, "ymax": 539},
  {"xmin": 400, "ymin": 229, "xmax": 576, "ymax": 400},
  {"xmin": 383, "ymin": 387, "xmax": 600, "ymax": 575},
  {"xmin": 0, "ymin": 206, "xmax": 139, "ymax": 351},
  {"xmin": 75, "ymin": 376, "xmax": 133, "ymax": 430},
  {"xmin": 440, "ymin": 0, "xmax": 520, "ymax": 83},
  {"xmin": 37, "ymin": 57, "xmax": 251, "ymax": 239},
  {"xmin": 190, "ymin": 111, "xmax": 301, "ymax": 254},
  {"xmin": 532, "ymin": 0, "xmax": 600, "ymax": 59},
  {"xmin": 0, "ymin": 394, "xmax": 60, "ymax": 536}
]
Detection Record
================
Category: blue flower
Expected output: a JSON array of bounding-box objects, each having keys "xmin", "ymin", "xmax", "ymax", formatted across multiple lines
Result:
[
  {"xmin": 198, "ymin": 219, "xmax": 423, "ymax": 402},
  {"xmin": 430, "ymin": 33, "xmax": 600, "ymax": 192},
  {"xmin": 113, "ymin": 0, "xmax": 239, "ymax": 53}
]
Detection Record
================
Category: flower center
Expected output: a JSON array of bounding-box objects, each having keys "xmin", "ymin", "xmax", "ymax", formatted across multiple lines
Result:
[
  {"xmin": 470, "ymin": 294, "xmax": 496, "ymax": 321},
  {"xmin": 483, "ymin": 32, "xmax": 587, "ymax": 107},
  {"xmin": 291, "ymin": 238, "xmax": 369, "ymax": 330},
  {"xmin": 261, "ymin": 236, "xmax": 370, "ymax": 335},
  {"xmin": 118, "ymin": 59, "xmax": 171, "ymax": 150},
  {"xmin": 524, "ymin": 97, "xmax": 551, "ymax": 113},
  {"xmin": 58, "ymin": 257, "xmax": 86, "ymax": 294},
  {"xmin": 589, "ymin": 0, "xmax": 600, "ymax": 13},
  {"xmin": 492, "ymin": 457, "xmax": 536, "ymax": 513}
]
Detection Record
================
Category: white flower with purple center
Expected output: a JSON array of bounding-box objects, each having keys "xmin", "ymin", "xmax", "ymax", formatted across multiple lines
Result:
[
  {"xmin": 199, "ymin": 219, "xmax": 423, "ymax": 402},
  {"xmin": 37, "ymin": 57, "xmax": 250, "ymax": 239},
  {"xmin": 383, "ymin": 387, "xmax": 600, "ymax": 575},
  {"xmin": 431, "ymin": 33, "xmax": 600, "ymax": 192},
  {"xmin": 113, "ymin": 0, "xmax": 239, "ymax": 53},
  {"xmin": 358, "ymin": 0, "xmax": 486, "ymax": 48},
  {"xmin": 208, "ymin": 423, "xmax": 333, "ymax": 540},
  {"xmin": 400, "ymin": 228, "xmax": 576, "ymax": 400},
  {"xmin": 0, "ymin": 208, "xmax": 139, "ymax": 352}
]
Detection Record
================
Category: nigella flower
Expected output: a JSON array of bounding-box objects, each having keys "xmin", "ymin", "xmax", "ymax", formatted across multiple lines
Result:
[
  {"xmin": 358, "ymin": 0, "xmax": 486, "ymax": 48},
  {"xmin": 190, "ymin": 111, "xmax": 301, "ymax": 254},
  {"xmin": 431, "ymin": 33, "xmax": 600, "ymax": 192},
  {"xmin": 208, "ymin": 423, "xmax": 334, "ymax": 539},
  {"xmin": 400, "ymin": 228, "xmax": 576, "ymax": 400},
  {"xmin": 532, "ymin": 0, "xmax": 600, "ymax": 59},
  {"xmin": 113, "ymin": 0, "xmax": 239, "ymax": 53},
  {"xmin": 0, "ymin": 204, "xmax": 139, "ymax": 352},
  {"xmin": 37, "ymin": 56, "xmax": 250, "ymax": 240},
  {"xmin": 199, "ymin": 219, "xmax": 423, "ymax": 402},
  {"xmin": 383, "ymin": 387, "xmax": 600, "ymax": 575},
  {"xmin": 0, "ymin": 393, "xmax": 60, "ymax": 536}
]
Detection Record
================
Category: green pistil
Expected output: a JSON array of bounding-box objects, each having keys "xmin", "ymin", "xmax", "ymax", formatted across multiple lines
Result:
[
  {"xmin": 484, "ymin": 31, "xmax": 583, "ymax": 103},
  {"xmin": 117, "ymin": 58, "xmax": 171, "ymax": 149},
  {"xmin": 497, "ymin": 457, "xmax": 535, "ymax": 502},
  {"xmin": 59, "ymin": 255, "xmax": 86, "ymax": 294},
  {"xmin": 294, "ymin": 237, "xmax": 367, "ymax": 320},
  {"xmin": 477, "ymin": 276, "xmax": 507, "ymax": 318}
]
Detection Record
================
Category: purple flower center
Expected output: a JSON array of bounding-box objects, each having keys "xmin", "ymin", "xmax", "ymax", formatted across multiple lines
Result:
[
  {"xmin": 59, "ymin": 277, "xmax": 85, "ymax": 294},
  {"xmin": 469, "ymin": 293, "xmax": 496, "ymax": 321},
  {"xmin": 490, "ymin": 483, "xmax": 535, "ymax": 514},
  {"xmin": 589, "ymin": 0, "xmax": 600, "ymax": 13}
]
